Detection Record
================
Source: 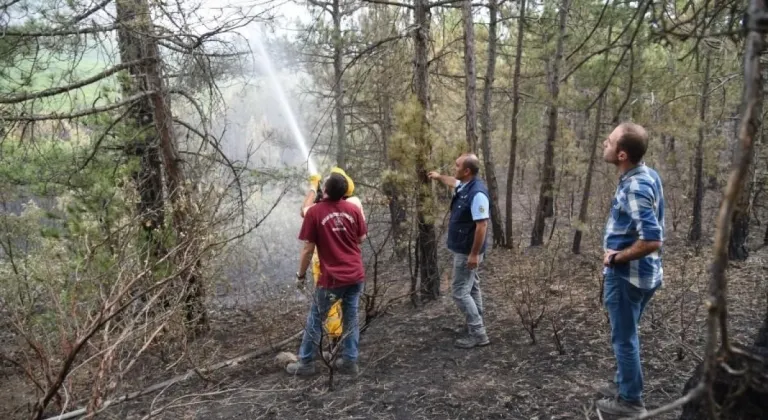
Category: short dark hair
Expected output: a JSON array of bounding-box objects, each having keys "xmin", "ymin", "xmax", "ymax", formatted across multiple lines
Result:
[
  {"xmin": 323, "ymin": 173, "xmax": 348, "ymax": 201},
  {"xmin": 617, "ymin": 123, "xmax": 648, "ymax": 164},
  {"xmin": 461, "ymin": 153, "xmax": 481, "ymax": 176}
]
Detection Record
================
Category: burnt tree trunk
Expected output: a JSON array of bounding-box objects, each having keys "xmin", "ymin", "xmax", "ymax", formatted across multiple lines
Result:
[
  {"xmin": 505, "ymin": 0, "xmax": 525, "ymax": 248},
  {"xmin": 332, "ymin": 0, "xmax": 346, "ymax": 167},
  {"xmin": 479, "ymin": 0, "xmax": 504, "ymax": 248},
  {"xmin": 115, "ymin": 0, "xmax": 165, "ymax": 263},
  {"xmin": 729, "ymin": 166, "xmax": 754, "ymax": 261},
  {"xmin": 689, "ymin": 50, "xmax": 712, "ymax": 243},
  {"xmin": 306, "ymin": 0, "xmax": 346, "ymax": 166},
  {"xmin": 414, "ymin": 0, "xmax": 440, "ymax": 300},
  {"xmin": 381, "ymin": 86, "xmax": 406, "ymax": 257},
  {"xmin": 572, "ymin": 93, "xmax": 604, "ymax": 254},
  {"xmin": 531, "ymin": 0, "xmax": 569, "ymax": 246},
  {"xmin": 462, "ymin": 0, "xmax": 478, "ymax": 152},
  {"xmin": 116, "ymin": 0, "xmax": 208, "ymax": 333},
  {"xmin": 730, "ymin": 109, "xmax": 761, "ymax": 260},
  {"xmin": 572, "ymin": 25, "xmax": 612, "ymax": 254},
  {"xmin": 764, "ymin": 222, "xmax": 768, "ymax": 245},
  {"xmin": 681, "ymin": 297, "xmax": 768, "ymax": 419}
]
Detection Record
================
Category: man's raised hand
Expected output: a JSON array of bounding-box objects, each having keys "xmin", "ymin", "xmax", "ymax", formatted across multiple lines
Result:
[{"xmin": 308, "ymin": 173, "xmax": 322, "ymax": 192}]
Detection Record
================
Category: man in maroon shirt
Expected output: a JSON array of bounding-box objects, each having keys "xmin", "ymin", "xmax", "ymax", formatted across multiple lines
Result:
[{"xmin": 286, "ymin": 173, "xmax": 368, "ymax": 376}]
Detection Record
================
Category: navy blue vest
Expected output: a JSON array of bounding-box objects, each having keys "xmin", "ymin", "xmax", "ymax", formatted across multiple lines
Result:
[{"xmin": 447, "ymin": 177, "xmax": 490, "ymax": 255}]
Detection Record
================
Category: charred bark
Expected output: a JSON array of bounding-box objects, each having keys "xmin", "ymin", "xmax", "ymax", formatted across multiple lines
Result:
[
  {"xmin": 479, "ymin": 0, "xmax": 504, "ymax": 248},
  {"xmin": 333, "ymin": 0, "xmax": 346, "ymax": 167},
  {"xmin": 572, "ymin": 93, "xmax": 604, "ymax": 254},
  {"xmin": 505, "ymin": 0, "xmax": 526, "ymax": 248},
  {"xmin": 689, "ymin": 50, "xmax": 712, "ymax": 243},
  {"xmin": 115, "ymin": 0, "xmax": 165, "ymax": 263},
  {"xmin": 116, "ymin": 0, "xmax": 208, "ymax": 333},
  {"xmin": 462, "ymin": 0, "xmax": 478, "ymax": 152},
  {"xmin": 381, "ymin": 89, "xmax": 406, "ymax": 257},
  {"xmin": 531, "ymin": 0, "xmax": 569, "ymax": 246},
  {"xmin": 414, "ymin": 0, "xmax": 440, "ymax": 300},
  {"xmin": 680, "ymin": 300, "xmax": 768, "ymax": 419},
  {"xmin": 729, "ymin": 187, "xmax": 752, "ymax": 261}
]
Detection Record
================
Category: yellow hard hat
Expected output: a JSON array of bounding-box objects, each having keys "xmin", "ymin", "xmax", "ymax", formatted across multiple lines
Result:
[{"xmin": 330, "ymin": 166, "xmax": 354, "ymax": 197}]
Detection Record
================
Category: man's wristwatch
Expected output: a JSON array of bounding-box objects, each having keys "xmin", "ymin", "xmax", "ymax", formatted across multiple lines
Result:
[
  {"xmin": 608, "ymin": 253, "xmax": 618, "ymax": 266},
  {"xmin": 296, "ymin": 272, "xmax": 307, "ymax": 290}
]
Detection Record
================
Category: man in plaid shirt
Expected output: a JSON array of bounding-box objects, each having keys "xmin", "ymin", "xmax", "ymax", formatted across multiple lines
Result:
[{"xmin": 596, "ymin": 122, "xmax": 664, "ymax": 416}]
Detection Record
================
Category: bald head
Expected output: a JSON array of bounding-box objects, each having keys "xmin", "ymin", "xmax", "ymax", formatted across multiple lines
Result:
[
  {"xmin": 462, "ymin": 153, "xmax": 481, "ymax": 175},
  {"xmin": 454, "ymin": 153, "xmax": 481, "ymax": 181}
]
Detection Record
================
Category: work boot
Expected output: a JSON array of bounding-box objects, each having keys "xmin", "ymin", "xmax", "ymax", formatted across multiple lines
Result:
[
  {"xmin": 334, "ymin": 358, "xmax": 359, "ymax": 375},
  {"xmin": 285, "ymin": 360, "xmax": 315, "ymax": 376},
  {"xmin": 595, "ymin": 381, "xmax": 618, "ymax": 398},
  {"xmin": 596, "ymin": 396, "xmax": 647, "ymax": 416},
  {"xmin": 454, "ymin": 332, "xmax": 490, "ymax": 349}
]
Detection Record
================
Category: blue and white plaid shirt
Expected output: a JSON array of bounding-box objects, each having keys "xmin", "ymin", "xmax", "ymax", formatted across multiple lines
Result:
[{"xmin": 603, "ymin": 163, "xmax": 665, "ymax": 289}]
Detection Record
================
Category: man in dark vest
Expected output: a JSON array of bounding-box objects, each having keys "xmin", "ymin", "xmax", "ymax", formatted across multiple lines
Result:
[{"xmin": 428, "ymin": 153, "xmax": 491, "ymax": 348}]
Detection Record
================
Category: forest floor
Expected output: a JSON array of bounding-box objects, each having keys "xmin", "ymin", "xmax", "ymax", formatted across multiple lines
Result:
[{"xmin": 4, "ymin": 240, "xmax": 767, "ymax": 420}]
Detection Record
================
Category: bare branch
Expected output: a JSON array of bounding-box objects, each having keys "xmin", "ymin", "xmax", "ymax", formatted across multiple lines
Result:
[
  {"xmin": 634, "ymin": 383, "xmax": 706, "ymax": 419},
  {"xmin": 306, "ymin": 0, "xmax": 334, "ymax": 14},
  {"xmin": 0, "ymin": 59, "xmax": 151, "ymax": 105},
  {"xmin": 565, "ymin": 0, "xmax": 610, "ymax": 61},
  {"xmin": 0, "ymin": 91, "xmax": 157, "ymax": 121},
  {"xmin": 40, "ymin": 328, "xmax": 304, "ymax": 420},
  {"xmin": 362, "ymin": 0, "xmax": 413, "ymax": 8},
  {"xmin": 430, "ymin": 0, "xmax": 465, "ymax": 7},
  {"xmin": 611, "ymin": 46, "xmax": 634, "ymax": 123},
  {"xmin": 584, "ymin": 0, "xmax": 650, "ymax": 112},
  {"xmin": 73, "ymin": 105, "xmax": 135, "ymax": 174},
  {"xmin": 70, "ymin": 0, "xmax": 113, "ymax": 24},
  {"xmin": 158, "ymin": 41, "xmax": 247, "ymax": 58},
  {"xmin": 2, "ymin": 24, "xmax": 118, "ymax": 37}
]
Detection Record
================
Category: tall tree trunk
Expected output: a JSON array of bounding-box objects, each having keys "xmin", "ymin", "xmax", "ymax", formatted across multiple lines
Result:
[
  {"xmin": 505, "ymin": 0, "xmax": 526, "ymax": 248},
  {"xmin": 729, "ymin": 137, "xmax": 758, "ymax": 261},
  {"xmin": 572, "ymin": 93, "xmax": 605, "ymax": 254},
  {"xmin": 333, "ymin": 0, "xmax": 346, "ymax": 168},
  {"xmin": 115, "ymin": 0, "xmax": 164, "ymax": 263},
  {"xmin": 531, "ymin": 0, "xmax": 569, "ymax": 246},
  {"xmin": 116, "ymin": 0, "xmax": 208, "ymax": 333},
  {"xmin": 381, "ymin": 87, "xmax": 406, "ymax": 257},
  {"xmin": 479, "ymin": 0, "xmax": 504, "ymax": 248},
  {"xmin": 689, "ymin": 50, "xmax": 712, "ymax": 243},
  {"xmin": 145, "ymin": 21, "xmax": 208, "ymax": 334},
  {"xmin": 680, "ymin": 1, "xmax": 767, "ymax": 415},
  {"xmin": 462, "ymin": 0, "xmax": 478, "ymax": 152},
  {"xmin": 414, "ymin": 0, "xmax": 440, "ymax": 300},
  {"xmin": 729, "ymin": 189, "xmax": 752, "ymax": 261},
  {"xmin": 572, "ymin": 25, "xmax": 611, "ymax": 254}
]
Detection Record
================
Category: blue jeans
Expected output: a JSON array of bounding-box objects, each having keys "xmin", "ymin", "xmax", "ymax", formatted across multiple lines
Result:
[
  {"xmin": 298, "ymin": 282, "xmax": 363, "ymax": 363},
  {"xmin": 603, "ymin": 273, "xmax": 658, "ymax": 403},
  {"xmin": 452, "ymin": 253, "xmax": 486, "ymax": 335}
]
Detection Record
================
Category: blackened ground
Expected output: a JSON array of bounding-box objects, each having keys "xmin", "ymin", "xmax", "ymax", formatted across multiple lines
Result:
[
  {"xmin": 85, "ymin": 247, "xmax": 767, "ymax": 420},
  {"xmin": 3, "ymin": 245, "xmax": 762, "ymax": 420}
]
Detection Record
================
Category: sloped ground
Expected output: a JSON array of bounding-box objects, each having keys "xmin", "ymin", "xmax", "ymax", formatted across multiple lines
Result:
[{"xmin": 85, "ymin": 246, "xmax": 767, "ymax": 420}]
